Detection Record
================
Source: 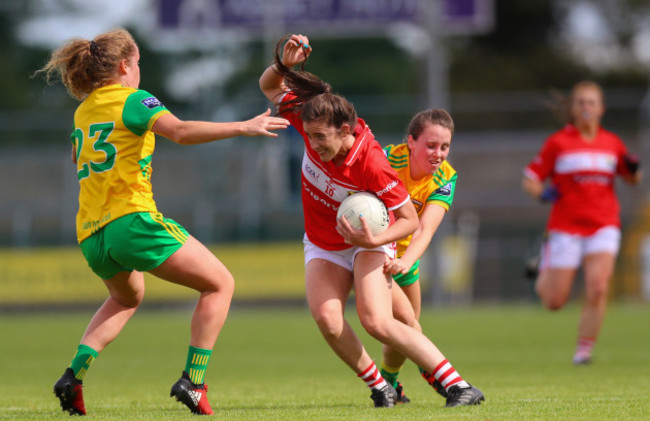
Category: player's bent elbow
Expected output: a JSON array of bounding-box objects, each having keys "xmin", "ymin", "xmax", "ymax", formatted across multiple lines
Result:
[{"xmin": 153, "ymin": 115, "xmax": 191, "ymax": 144}]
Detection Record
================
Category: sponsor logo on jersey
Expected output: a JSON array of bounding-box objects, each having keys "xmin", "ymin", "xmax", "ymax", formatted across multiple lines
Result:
[
  {"xmin": 141, "ymin": 97, "xmax": 163, "ymax": 109},
  {"xmin": 434, "ymin": 183, "xmax": 452, "ymax": 196},
  {"xmin": 573, "ymin": 174, "xmax": 612, "ymax": 185},
  {"xmin": 304, "ymin": 163, "xmax": 320, "ymax": 183},
  {"xmin": 303, "ymin": 181, "xmax": 337, "ymax": 210},
  {"xmin": 376, "ymin": 180, "xmax": 398, "ymax": 197}
]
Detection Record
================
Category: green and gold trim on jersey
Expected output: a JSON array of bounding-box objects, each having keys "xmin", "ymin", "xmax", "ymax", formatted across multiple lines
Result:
[{"xmin": 383, "ymin": 143, "xmax": 458, "ymax": 256}]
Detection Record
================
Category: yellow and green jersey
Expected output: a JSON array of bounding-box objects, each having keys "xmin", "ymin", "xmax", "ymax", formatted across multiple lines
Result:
[
  {"xmin": 384, "ymin": 143, "xmax": 457, "ymax": 256},
  {"xmin": 72, "ymin": 84, "xmax": 170, "ymax": 243}
]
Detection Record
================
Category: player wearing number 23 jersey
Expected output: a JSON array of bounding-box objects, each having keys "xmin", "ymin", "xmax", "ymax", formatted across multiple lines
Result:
[
  {"xmin": 73, "ymin": 84, "xmax": 170, "ymax": 243},
  {"xmin": 43, "ymin": 28, "xmax": 290, "ymax": 417}
]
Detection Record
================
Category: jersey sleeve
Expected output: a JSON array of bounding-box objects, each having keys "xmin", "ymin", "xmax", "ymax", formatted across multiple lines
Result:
[
  {"xmin": 427, "ymin": 171, "xmax": 457, "ymax": 211},
  {"xmin": 122, "ymin": 90, "xmax": 170, "ymax": 136},
  {"xmin": 524, "ymin": 135, "xmax": 557, "ymax": 181},
  {"xmin": 277, "ymin": 91, "xmax": 304, "ymax": 134},
  {"xmin": 382, "ymin": 144, "xmax": 394, "ymax": 159}
]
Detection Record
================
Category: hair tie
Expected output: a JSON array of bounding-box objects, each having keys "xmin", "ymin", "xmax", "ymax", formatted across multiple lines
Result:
[{"xmin": 89, "ymin": 40, "xmax": 98, "ymax": 55}]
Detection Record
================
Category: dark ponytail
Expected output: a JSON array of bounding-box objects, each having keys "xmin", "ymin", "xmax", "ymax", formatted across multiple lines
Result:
[
  {"xmin": 273, "ymin": 35, "xmax": 330, "ymax": 111},
  {"xmin": 272, "ymin": 35, "xmax": 356, "ymax": 131}
]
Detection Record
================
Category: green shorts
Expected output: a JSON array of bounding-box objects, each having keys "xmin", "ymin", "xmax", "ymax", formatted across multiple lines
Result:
[
  {"xmin": 393, "ymin": 259, "xmax": 420, "ymax": 287},
  {"xmin": 80, "ymin": 211, "xmax": 189, "ymax": 280}
]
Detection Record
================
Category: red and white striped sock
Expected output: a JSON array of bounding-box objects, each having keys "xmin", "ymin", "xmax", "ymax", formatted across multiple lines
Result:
[
  {"xmin": 432, "ymin": 359, "xmax": 469, "ymax": 391},
  {"xmin": 358, "ymin": 361, "xmax": 388, "ymax": 391},
  {"xmin": 574, "ymin": 336, "xmax": 595, "ymax": 359}
]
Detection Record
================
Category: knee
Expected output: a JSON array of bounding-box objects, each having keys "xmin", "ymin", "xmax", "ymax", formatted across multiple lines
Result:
[
  {"xmin": 204, "ymin": 270, "xmax": 235, "ymax": 296},
  {"xmin": 585, "ymin": 282, "xmax": 609, "ymax": 304},
  {"xmin": 312, "ymin": 308, "xmax": 344, "ymax": 340},
  {"xmin": 542, "ymin": 299, "xmax": 565, "ymax": 311},
  {"xmin": 538, "ymin": 292, "xmax": 566, "ymax": 311},
  {"xmin": 219, "ymin": 271, "xmax": 235, "ymax": 295},
  {"xmin": 393, "ymin": 307, "xmax": 418, "ymax": 329},
  {"xmin": 113, "ymin": 289, "xmax": 144, "ymax": 309},
  {"xmin": 535, "ymin": 283, "xmax": 566, "ymax": 311},
  {"xmin": 359, "ymin": 313, "xmax": 391, "ymax": 342}
]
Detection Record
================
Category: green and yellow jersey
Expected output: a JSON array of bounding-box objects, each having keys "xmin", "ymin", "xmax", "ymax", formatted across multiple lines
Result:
[
  {"xmin": 72, "ymin": 84, "xmax": 170, "ymax": 243},
  {"xmin": 384, "ymin": 143, "xmax": 457, "ymax": 256}
]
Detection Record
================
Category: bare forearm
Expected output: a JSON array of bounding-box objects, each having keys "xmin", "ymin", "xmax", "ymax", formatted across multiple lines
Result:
[
  {"xmin": 400, "ymin": 206, "xmax": 444, "ymax": 267},
  {"xmin": 522, "ymin": 176, "xmax": 544, "ymax": 200},
  {"xmin": 400, "ymin": 231, "xmax": 434, "ymax": 269},
  {"xmin": 373, "ymin": 217, "xmax": 418, "ymax": 246},
  {"xmin": 152, "ymin": 110, "xmax": 288, "ymax": 144},
  {"xmin": 259, "ymin": 65, "xmax": 286, "ymax": 103},
  {"xmin": 167, "ymin": 120, "xmax": 246, "ymax": 145}
]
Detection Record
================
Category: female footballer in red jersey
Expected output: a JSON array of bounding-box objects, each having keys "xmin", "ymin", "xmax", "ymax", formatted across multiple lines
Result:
[
  {"xmin": 522, "ymin": 81, "xmax": 642, "ymax": 365},
  {"xmin": 259, "ymin": 34, "xmax": 484, "ymax": 408},
  {"xmin": 37, "ymin": 28, "xmax": 289, "ymax": 416}
]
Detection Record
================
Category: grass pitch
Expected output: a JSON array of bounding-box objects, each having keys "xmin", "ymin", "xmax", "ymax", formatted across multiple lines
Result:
[{"xmin": 1, "ymin": 303, "xmax": 649, "ymax": 420}]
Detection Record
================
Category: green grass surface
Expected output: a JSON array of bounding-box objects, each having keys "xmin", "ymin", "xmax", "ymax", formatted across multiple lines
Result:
[{"xmin": 1, "ymin": 303, "xmax": 649, "ymax": 420}]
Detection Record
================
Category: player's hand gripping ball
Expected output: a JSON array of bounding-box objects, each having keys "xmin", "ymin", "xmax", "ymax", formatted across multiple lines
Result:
[{"xmin": 337, "ymin": 192, "xmax": 389, "ymax": 235}]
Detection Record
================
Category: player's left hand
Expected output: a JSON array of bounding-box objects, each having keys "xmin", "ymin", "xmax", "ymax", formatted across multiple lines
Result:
[
  {"xmin": 282, "ymin": 34, "xmax": 312, "ymax": 68},
  {"xmin": 336, "ymin": 214, "xmax": 377, "ymax": 248},
  {"xmin": 539, "ymin": 185, "xmax": 559, "ymax": 203},
  {"xmin": 623, "ymin": 153, "xmax": 640, "ymax": 175},
  {"xmin": 384, "ymin": 258, "xmax": 409, "ymax": 275}
]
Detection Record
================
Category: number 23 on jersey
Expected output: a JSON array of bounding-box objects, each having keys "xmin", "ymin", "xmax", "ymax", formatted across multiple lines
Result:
[{"xmin": 74, "ymin": 122, "xmax": 116, "ymax": 181}]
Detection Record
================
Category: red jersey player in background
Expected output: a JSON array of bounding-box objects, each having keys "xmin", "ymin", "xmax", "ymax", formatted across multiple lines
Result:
[
  {"xmin": 522, "ymin": 81, "xmax": 642, "ymax": 365},
  {"xmin": 260, "ymin": 34, "xmax": 484, "ymax": 408}
]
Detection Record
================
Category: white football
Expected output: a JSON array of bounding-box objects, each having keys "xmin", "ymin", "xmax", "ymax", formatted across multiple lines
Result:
[{"xmin": 337, "ymin": 192, "xmax": 389, "ymax": 235}]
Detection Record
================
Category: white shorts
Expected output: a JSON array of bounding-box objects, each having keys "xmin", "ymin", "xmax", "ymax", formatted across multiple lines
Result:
[
  {"xmin": 303, "ymin": 234, "xmax": 396, "ymax": 271},
  {"xmin": 540, "ymin": 226, "xmax": 621, "ymax": 270}
]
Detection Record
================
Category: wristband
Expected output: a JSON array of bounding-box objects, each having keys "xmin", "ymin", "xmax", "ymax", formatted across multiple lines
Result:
[{"xmin": 539, "ymin": 185, "xmax": 559, "ymax": 203}]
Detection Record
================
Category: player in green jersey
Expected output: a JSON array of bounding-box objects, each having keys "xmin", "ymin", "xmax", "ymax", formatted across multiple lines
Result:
[{"xmin": 36, "ymin": 28, "xmax": 289, "ymax": 416}]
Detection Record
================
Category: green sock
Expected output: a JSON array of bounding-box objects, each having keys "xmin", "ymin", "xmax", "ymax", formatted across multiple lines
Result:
[
  {"xmin": 185, "ymin": 346, "xmax": 212, "ymax": 385},
  {"xmin": 380, "ymin": 361, "xmax": 402, "ymax": 388},
  {"xmin": 69, "ymin": 344, "xmax": 98, "ymax": 381}
]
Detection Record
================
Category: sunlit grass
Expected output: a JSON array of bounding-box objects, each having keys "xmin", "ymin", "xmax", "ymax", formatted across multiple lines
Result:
[{"xmin": 1, "ymin": 303, "xmax": 648, "ymax": 420}]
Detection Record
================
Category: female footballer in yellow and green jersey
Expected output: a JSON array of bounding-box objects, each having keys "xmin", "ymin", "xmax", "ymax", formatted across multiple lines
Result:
[
  {"xmin": 37, "ymin": 28, "xmax": 289, "ymax": 416},
  {"xmin": 380, "ymin": 109, "xmax": 466, "ymax": 404}
]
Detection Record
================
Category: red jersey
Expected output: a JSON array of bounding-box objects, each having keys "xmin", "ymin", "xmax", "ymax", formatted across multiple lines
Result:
[
  {"xmin": 280, "ymin": 92, "xmax": 410, "ymax": 250},
  {"xmin": 524, "ymin": 124, "xmax": 631, "ymax": 235}
]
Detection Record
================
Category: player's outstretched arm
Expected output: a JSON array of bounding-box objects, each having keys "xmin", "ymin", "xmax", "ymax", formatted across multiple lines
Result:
[{"xmin": 152, "ymin": 109, "xmax": 289, "ymax": 145}]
